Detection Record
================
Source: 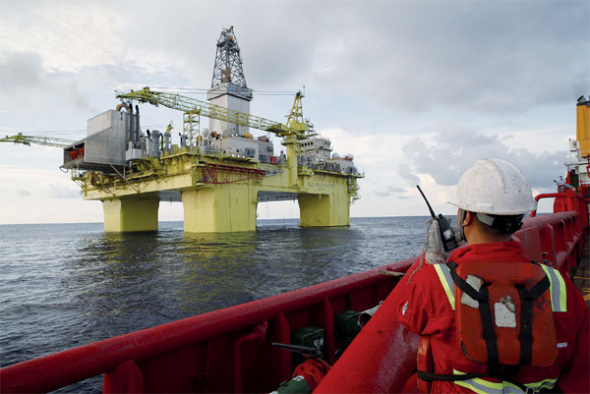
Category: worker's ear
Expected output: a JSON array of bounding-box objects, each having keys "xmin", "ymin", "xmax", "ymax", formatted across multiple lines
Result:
[{"xmin": 462, "ymin": 211, "xmax": 473, "ymax": 227}]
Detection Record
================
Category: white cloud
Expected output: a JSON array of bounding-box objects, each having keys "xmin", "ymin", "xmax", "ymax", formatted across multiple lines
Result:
[
  {"xmin": 16, "ymin": 189, "xmax": 31, "ymax": 197},
  {"xmin": 0, "ymin": 2, "xmax": 126, "ymax": 72},
  {"xmin": 47, "ymin": 182, "xmax": 80, "ymax": 199},
  {"xmin": 0, "ymin": 0, "xmax": 587, "ymax": 224},
  {"xmin": 399, "ymin": 122, "xmax": 565, "ymax": 195}
]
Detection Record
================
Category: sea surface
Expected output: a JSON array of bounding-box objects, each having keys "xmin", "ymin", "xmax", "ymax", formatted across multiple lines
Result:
[{"xmin": 0, "ymin": 216, "xmax": 429, "ymax": 392}]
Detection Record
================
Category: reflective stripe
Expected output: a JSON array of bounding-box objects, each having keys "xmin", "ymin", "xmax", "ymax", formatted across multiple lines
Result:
[
  {"xmin": 434, "ymin": 263, "xmax": 567, "ymax": 312},
  {"xmin": 452, "ymin": 370, "xmax": 557, "ymax": 393},
  {"xmin": 453, "ymin": 370, "xmax": 524, "ymax": 394},
  {"xmin": 523, "ymin": 377, "xmax": 558, "ymax": 391},
  {"xmin": 539, "ymin": 265, "xmax": 568, "ymax": 312},
  {"xmin": 434, "ymin": 264, "xmax": 455, "ymax": 310},
  {"xmin": 455, "ymin": 379, "xmax": 523, "ymax": 394}
]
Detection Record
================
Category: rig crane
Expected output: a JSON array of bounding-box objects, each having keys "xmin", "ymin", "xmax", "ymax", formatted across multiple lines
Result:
[
  {"xmin": 0, "ymin": 133, "xmax": 75, "ymax": 148},
  {"xmin": 116, "ymin": 87, "xmax": 311, "ymax": 190},
  {"xmin": 116, "ymin": 87, "xmax": 308, "ymax": 144}
]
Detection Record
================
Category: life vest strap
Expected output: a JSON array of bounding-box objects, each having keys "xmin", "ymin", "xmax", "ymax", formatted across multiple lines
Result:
[
  {"xmin": 516, "ymin": 275, "xmax": 550, "ymax": 365},
  {"xmin": 448, "ymin": 262, "xmax": 500, "ymax": 367},
  {"xmin": 418, "ymin": 370, "xmax": 558, "ymax": 393},
  {"xmin": 416, "ymin": 370, "xmax": 485, "ymax": 382}
]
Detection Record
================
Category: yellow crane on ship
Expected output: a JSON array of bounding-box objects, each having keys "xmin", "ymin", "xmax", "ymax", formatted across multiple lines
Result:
[
  {"xmin": 0, "ymin": 133, "xmax": 74, "ymax": 148},
  {"xmin": 1, "ymin": 87, "xmax": 307, "ymax": 173},
  {"xmin": 115, "ymin": 87, "xmax": 308, "ymax": 142},
  {"xmin": 114, "ymin": 86, "xmax": 309, "ymax": 186},
  {"xmin": 1, "ymin": 84, "xmax": 307, "ymax": 150},
  {"xmin": 1, "ymin": 88, "xmax": 306, "ymax": 146}
]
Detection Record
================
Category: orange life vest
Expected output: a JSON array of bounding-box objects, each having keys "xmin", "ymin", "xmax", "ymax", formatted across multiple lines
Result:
[
  {"xmin": 450, "ymin": 260, "xmax": 557, "ymax": 367},
  {"xmin": 417, "ymin": 260, "xmax": 560, "ymax": 391}
]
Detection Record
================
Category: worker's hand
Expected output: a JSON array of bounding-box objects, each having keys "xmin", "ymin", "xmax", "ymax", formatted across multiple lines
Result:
[{"xmin": 423, "ymin": 219, "xmax": 448, "ymax": 265}]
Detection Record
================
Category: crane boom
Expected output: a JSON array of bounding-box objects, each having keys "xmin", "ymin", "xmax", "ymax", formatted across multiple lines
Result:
[
  {"xmin": 116, "ymin": 87, "xmax": 303, "ymax": 138},
  {"xmin": 285, "ymin": 91, "xmax": 308, "ymax": 134},
  {"xmin": 1, "ymin": 133, "xmax": 75, "ymax": 148}
]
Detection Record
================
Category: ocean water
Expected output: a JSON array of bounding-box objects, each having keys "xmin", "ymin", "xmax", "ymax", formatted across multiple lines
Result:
[{"xmin": 0, "ymin": 216, "xmax": 429, "ymax": 391}]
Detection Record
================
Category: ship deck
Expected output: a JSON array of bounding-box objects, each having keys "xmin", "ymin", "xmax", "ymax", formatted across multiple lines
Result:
[{"xmin": 573, "ymin": 232, "xmax": 590, "ymax": 307}]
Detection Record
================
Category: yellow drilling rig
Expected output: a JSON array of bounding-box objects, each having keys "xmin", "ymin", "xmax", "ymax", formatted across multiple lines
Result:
[{"xmin": 2, "ymin": 27, "xmax": 362, "ymax": 233}]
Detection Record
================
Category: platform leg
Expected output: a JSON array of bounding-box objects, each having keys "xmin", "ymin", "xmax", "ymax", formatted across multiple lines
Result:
[
  {"xmin": 298, "ymin": 193, "xmax": 350, "ymax": 227},
  {"xmin": 102, "ymin": 197, "xmax": 159, "ymax": 232},
  {"xmin": 182, "ymin": 185, "xmax": 257, "ymax": 233}
]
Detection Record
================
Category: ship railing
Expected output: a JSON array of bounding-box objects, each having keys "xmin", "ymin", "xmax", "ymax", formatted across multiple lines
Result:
[
  {"xmin": 524, "ymin": 188, "xmax": 589, "ymax": 275},
  {"xmin": 0, "ymin": 190, "xmax": 587, "ymax": 393},
  {"xmin": 0, "ymin": 258, "xmax": 415, "ymax": 393}
]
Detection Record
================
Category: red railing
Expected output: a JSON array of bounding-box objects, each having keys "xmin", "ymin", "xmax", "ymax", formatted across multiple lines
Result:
[
  {"xmin": 526, "ymin": 188, "xmax": 589, "ymax": 275},
  {"xmin": 1, "ymin": 190, "xmax": 587, "ymax": 393},
  {"xmin": 0, "ymin": 258, "xmax": 414, "ymax": 393}
]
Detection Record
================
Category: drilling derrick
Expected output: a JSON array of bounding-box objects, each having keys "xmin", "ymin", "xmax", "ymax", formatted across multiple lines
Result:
[
  {"xmin": 57, "ymin": 27, "xmax": 363, "ymax": 233},
  {"xmin": 211, "ymin": 26, "xmax": 249, "ymax": 91},
  {"xmin": 208, "ymin": 26, "xmax": 253, "ymax": 137}
]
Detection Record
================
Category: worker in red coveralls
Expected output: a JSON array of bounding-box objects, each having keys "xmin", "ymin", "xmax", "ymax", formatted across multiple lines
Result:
[
  {"xmin": 397, "ymin": 158, "xmax": 589, "ymax": 393},
  {"xmin": 315, "ymin": 158, "xmax": 589, "ymax": 394}
]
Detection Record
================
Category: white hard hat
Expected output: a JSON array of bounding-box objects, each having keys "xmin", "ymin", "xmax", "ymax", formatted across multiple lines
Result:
[{"xmin": 449, "ymin": 158, "xmax": 537, "ymax": 215}]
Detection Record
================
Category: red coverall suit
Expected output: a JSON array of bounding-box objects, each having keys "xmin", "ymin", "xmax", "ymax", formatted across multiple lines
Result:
[{"xmin": 397, "ymin": 241, "xmax": 589, "ymax": 393}]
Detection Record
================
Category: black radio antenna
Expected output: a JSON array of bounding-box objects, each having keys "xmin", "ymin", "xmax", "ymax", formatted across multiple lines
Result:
[{"xmin": 416, "ymin": 185, "xmax": 436, "ymax": 219}]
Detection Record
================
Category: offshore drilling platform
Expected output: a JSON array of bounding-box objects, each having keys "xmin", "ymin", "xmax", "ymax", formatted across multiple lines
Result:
[{"xmin": 59, "ymin": 27, "xmax": 363, "ymax": 233}]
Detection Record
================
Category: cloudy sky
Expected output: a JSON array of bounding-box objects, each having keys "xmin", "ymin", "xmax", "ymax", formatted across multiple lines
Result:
[{"xmin": 0, "ymin": 0, "xmax": 588, "ymax": 225}]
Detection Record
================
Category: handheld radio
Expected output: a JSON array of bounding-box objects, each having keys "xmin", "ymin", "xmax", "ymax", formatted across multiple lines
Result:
[{"xmin": 416, "ymin": 185, "xmax": 459, "ymax": 252}]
